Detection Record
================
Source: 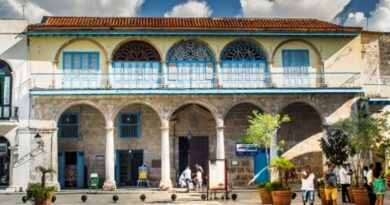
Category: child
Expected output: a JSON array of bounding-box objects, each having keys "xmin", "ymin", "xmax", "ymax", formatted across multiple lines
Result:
[{"xmin": 195, "ymin": 167, "xmax": 203, "ymax": 192}]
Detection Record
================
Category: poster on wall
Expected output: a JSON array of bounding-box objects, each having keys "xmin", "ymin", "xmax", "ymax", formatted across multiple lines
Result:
[{"xmin": 208, "ymin": 159, "xmax": 226, "ymax": 190}]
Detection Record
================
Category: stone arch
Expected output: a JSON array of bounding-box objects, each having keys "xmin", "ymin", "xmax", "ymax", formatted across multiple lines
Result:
[
  {"xmin": 277, "ymin": 100, "xmax": 326, "ymax": 125},
  {"xmin": 111, "ymin": 39, "xmax": 162, "ymax": 61},
  {"xmin": 53, "ymin": 37, "xmax": 109, "ymax": 63},
  {"xmin": 111, "ymin": 100, "xmax": 163, "ymax": 124},
  {"xmin": 271, "ymin": 39, "xmax": 322, "ymax": 63},
  {"xmin": 167, "ymin": 101, "xmax": 218, "ymax": 122},
  {"xmin": 278, "ymin": 101, "xmax": 324, "ymax": 176},
  {"xmin": 0, "ymin": 59, "xmax": 13, "ymax": 73},
  {"xmin": 54, "ymin": 101, "xmax": 109, "ymax": 126},
  {"xmin": 220, "ymin": 38, "xmax": 270, "ymax": 61},
  {"xmin": 222, "ymin": 100, "xmax": 268, "ymax": 120},
  {"xmin": 166, "ymin": 39, "xmax": 216, "ymax": 62}
]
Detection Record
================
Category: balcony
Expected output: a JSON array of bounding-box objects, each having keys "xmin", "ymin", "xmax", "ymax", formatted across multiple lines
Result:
[{"xmin": 30, "ymin": 72, "xmax": 361, "ymax": 90}]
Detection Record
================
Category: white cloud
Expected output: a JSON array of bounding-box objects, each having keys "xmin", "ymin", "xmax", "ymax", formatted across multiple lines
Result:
[
  {"xmin": 164, "ymin": 0, "xmax": 212, "ymax": 17},
  {"xmin": 345, "ymin": 0, "xmax": 390, "ymax": 31},
  {"xmin": 239, "ymin": 0, "xmax": 351, "ymax": 22},
  {"xmin": 1, "ymin": 0, "xmax": 145, "ymax": 22}
]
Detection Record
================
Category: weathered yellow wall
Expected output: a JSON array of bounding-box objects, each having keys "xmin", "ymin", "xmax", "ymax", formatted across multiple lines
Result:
[{"xmin": 29, "ymin": 35, "xmax": 362, "ymax": 74}]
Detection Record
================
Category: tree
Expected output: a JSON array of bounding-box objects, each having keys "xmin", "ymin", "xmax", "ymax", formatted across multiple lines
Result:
[
  {"xmin": 36, "ymin": 166, "xmax": 55, "ymax": 187},
  {"xmin": 336, "ymin": 111, "xmax": 390, "ymax": 186},
  {"xmin": 320, "ymin": 129, "xmax": 355, "ymax": 166},
  {"xmin": 241, "ymin": 111, "xmax": 290, "ymax": 180}
]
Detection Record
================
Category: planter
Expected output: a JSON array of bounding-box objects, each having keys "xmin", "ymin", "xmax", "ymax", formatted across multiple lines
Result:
[
  {"xmin": 258, "ymin": 189, "xmax": 273, "ymax": 204},
  {"xmin": 271, "ymin": 190, "xmax": 291, "ymax": 205},
  {"xmin": 347, "ymin": 187, "xmax": 355, "ymax": 203},
  {"xmin": 318, "ymin": 188, "xmax": 326, "ymax": 205},
  {"xmin": 352, "ymin": 188, "xmax": 369, "ymax": 205},
  {"xmin": 34, "ymin": 196, "xmax": 52, "ymax": 205}
]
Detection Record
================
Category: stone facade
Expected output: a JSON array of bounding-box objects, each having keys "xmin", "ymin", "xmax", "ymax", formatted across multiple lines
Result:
[{"xmin": 29, "ymin": 93, "xmax": 359, "ymax": 187}]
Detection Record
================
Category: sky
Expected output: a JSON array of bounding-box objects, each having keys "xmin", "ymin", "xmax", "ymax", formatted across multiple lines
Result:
[{"xmin": 0, "ymin": 0, "xmax": 389, "ymax": 31}]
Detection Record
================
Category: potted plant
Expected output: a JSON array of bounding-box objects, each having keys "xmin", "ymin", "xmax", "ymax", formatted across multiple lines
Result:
[
  {"xmin": 270, "ymin": 156, "xmax": 294, "ymax": 205},
  {"xmin": 26, "ymin": 166, "xmax": 56, "ymax": 205},
  {"xmin": 336, "ymin": 109, "xmax": 390, "ymax": 205},
  {"xmin": 316, "ymin": 178, "xmax": 326, "ymax": 205},
  {"xmin": 241, "ymin": 111, "xmax": 290, "ymax": 204},
  {"xmin": 257, "ymin": 182, "xmax": 273, "ymax": 204}
]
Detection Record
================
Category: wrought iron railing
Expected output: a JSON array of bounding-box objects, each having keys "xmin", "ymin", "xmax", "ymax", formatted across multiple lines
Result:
[{"xmin": 30, "ymin": 72, "xmax": 361, "ymax": 90}]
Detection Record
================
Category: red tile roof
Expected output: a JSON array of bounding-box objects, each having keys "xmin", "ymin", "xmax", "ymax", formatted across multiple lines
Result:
[{"xmin": 28, "ymin": 16, "xmax": 362, "ymax": 33}]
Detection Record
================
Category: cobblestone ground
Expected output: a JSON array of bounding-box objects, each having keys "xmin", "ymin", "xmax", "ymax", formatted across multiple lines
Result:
[{"xmin": 0, "ymin": 188, "xmax": 389, "ymax": 205}]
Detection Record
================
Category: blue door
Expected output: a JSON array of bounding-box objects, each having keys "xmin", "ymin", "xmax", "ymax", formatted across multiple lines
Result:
[
  {"xmin": 58, "ymin": 152, "xmax": 65, "ymax": 188},
  {"xmin": 76, "ymin": 152, "xmax": 85, "ymax": 188},
  {"xmin": 254, "ymin": 148, "xmax": 269, "ymax": 184}
]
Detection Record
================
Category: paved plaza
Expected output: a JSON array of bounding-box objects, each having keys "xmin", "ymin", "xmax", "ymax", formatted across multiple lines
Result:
[{"xmin": 1, "ymin": 188, "xmax": 390, "ymax": 205}]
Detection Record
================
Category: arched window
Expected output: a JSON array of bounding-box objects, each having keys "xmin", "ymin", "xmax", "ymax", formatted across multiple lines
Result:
[
  {"xmin": 111, "ymin": 41, "xmax": 162, "ymax": 88},
  {"xmin": 221, "ymin": 40, "xmax": 267, "ymax": 61},
  {"xmin": 0, "ymin": 60, "xmax": 12, "ymax": 119},
  {"xmin": 112, "ymin": 41, "xmax": 161, "ymax": 61},
  {"xmin": 167, "ymin": 40, "xmax": 214, "ymax": 62},
  {"xmin": 220, "ymin": 40, "xmax": 268, "ymax": 88},
  {"xmin": 166, "ymin": 40, "xmax": 215, "ymax": 88}
]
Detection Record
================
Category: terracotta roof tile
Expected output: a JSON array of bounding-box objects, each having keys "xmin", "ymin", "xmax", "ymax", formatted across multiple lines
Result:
[{"xmin": 28, "ymin": 16, "xmax": 362, "ymax": 33}]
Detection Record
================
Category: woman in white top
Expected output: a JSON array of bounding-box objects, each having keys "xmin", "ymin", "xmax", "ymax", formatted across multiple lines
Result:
[{"xmin": 301, "ymin": 165, "xmax": 315, "ymax": 205}]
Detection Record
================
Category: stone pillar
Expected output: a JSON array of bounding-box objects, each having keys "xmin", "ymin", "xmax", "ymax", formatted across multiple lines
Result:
[
  {"xmin": 52, "ymin": 62, "xmax": 57, "ymax": 89},
  {"xmin": 107, "ymin": 61, "xmax": 113, "ymax": 89},
  {"xmin": 322, "ymin": 125, "xmax": 329, "ymax": 171},
  {"xmin": 162, "ymin": 61, "xmax": 168, "ymax": 88},
  {"xmin": 269, "ymin": 131, "xmax": 279, "ymax": 181},
  {"xmin": 159, "ymin": 118, "xmax": 172, "ymax": 190},
  {"xmin": 267, "ymin": 61, "xmax": 273, "ymax": 87},
  {"xmin": 103, "ymin": 120, "xmax": 116, "ymax": 191},
  {"xmin": 216, "ymin": 116, "xmax": 225, "ymax": 159},
  {"xmin": 215, "ymin": 61, "xmax": 222, "ymax": 88},
  {"xmin": 50, "ymin": 128, "xmax": 60, "ymax": 191}
]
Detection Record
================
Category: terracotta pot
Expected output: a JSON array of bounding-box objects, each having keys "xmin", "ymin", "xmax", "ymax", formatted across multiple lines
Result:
[
  {"xmin": 271, "ymin": 190, "xmax": 291, "ymax": 205},
  {"xmin": 351, "ymin": 188, "xmax": 369, "ymax": 205},
  {"xmin": 258, "ymin": 189, "xmax": 273, "ymax": 204},
  {"xmin": 34, "ymin": 196, "xmax": 52, "ymax": 205},
  {"xmin": 319, "ymin": 188, "xmax": 327, "ymax": 205},
  {"xmin": 347, "ymin": 187, "xmax": 355, "ymax": 203}
]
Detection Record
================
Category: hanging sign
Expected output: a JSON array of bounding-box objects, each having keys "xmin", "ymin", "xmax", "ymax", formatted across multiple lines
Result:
[
  {"xmin": 208, "ymin": 159, "xmax": 226, "ymax": 190},
  {"xmin": 235, "ymin": 143, "xmax": 258, "ymax": 156}
]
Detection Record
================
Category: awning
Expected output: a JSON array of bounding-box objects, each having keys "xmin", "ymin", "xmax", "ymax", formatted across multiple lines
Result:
[{"xmin": 368, "ymin": 98, "xmax": 390, "ymax": 105}]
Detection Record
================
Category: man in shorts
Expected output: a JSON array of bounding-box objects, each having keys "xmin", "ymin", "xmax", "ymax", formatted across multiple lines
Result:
[
  {"xmin": 323, "ymin": 163, "xmax": 338, "ymax": 205},
  {"xmin": 301, "ymin": 165, "xmax": 315, "ymax": 205}
]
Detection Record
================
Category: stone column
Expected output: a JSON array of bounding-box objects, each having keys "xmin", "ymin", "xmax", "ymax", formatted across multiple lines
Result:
[
  {"xmin": 216, "ymin": 116, "xmax": 225, "ymax": 159},
  {"xmin": 161, "ymin": 61, "xmax": 168, "ymax": 88},
  {"xmin": 215, "ymin": 61, "xmax": 222, "ymax": 88},
  {"xmin": 103, "ymin": 120, "xmax": 116, "ymax": 191},
  {"xmin": 267, "ymin": 61, "xmax": 273, "ymax": 87},
  {"xmin": 159, "ymin": 118, "xmax": 172, "ymax": 190},
  {"xmin": 50, "ymin": 128, "xmax": 60, "ymax": 191},
  {"xmin": 269, "ymin": 131, "xmax": 279, "ymax": 181},
  {"xmin": 322, "ymin": 125, "xmax": 329, "ymax": 171},
  {"xmin": 107, "ymin": 60, "xmax": 113, "ymax": 89}
]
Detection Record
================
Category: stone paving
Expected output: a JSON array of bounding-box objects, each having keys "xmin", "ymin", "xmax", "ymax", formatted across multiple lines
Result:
[{"xmin": 0, "ymin": 188, "xmax": 390, "ymax": 205}]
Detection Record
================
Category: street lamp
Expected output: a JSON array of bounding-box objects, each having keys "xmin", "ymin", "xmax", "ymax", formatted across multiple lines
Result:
[{"xmin": 34, "ymin": 133, "xmax": 44, "ymax": 148}]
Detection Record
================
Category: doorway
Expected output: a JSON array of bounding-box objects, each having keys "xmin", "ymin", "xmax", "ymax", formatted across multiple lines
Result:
[
  {"xmin": 0, "ymin": 137, "xmax": 10, "ymax": 187},
  {"xmin": 115, "ymin": 150, "xmax": 143, "ymax": 186},
  {"xmin": 254, "ymin": 148, "xmax": 269, "ymax": 183},
  {"xmin": 58, "ymin": 151, "xmax": 85, "ymax": 188},
  {"xmin": 178, "ymin": 136, "xmax": 209, "ymax": 176}
]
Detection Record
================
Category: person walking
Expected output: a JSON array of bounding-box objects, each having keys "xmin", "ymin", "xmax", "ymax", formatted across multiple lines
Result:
[
  {"xmin": 339, "ymin": 164, "xmax": 352, "ymax": 203},
  {"xmin": 301, "ymin": 165, "xmax": 315, "ymax": 205},
  {"xmin": 194, "ymin": 166, "xmax": 203, "ymax": 192},
  {"xmin": 373, "ymin": 162, "xmax": 387, "ymax": 205},
  {"xmin": 323, "ymin": 163, "xmax": 337, "ymax": 205},
  {"xmin": 366, "ymin": 163, "xmax": 376, "ymax": 205}
]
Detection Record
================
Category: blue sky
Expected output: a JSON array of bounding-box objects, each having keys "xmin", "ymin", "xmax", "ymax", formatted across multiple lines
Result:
[{"xmin": 0, "ymin": 0, "xmax": 389, "ymax": 31}]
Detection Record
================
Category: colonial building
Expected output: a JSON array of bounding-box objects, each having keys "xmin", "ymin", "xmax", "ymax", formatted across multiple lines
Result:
[
  {"xmin": 19, "ymin": 17, "xmax": 365, "ymax": 190},
  {"xmin": 0, "ymin": 19, "xmax": 30, "ymax": 191}
]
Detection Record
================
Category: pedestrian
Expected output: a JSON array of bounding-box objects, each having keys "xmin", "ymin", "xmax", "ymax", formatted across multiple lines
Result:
[
  {"xmin": 323, "ymin": 163, "xmax": 337, "ymax": 205},
  {"xmin": 363, "ymin": 166, "xmax": 369, "ymax": 184},
  {"xmin": 373, "ymin": 162, "xmax": 387, "ymax": 205},
  {"xmin": 291, "ymin": 168, "xmax": 298, "ymax": 183},
  {"xmin": 179, "ymin": 165, "xmax": 192, "ymax": 192},
  {"xmin": 339, "ymin": 164, "xmax": 351, "ymax": 203},
  {"xmin": 194, "ymin": 166, "xmax": 203, "ymax": 192},
  {"xmin": 301, "ymin": 165, "xmax": 315, "ymax": 205},
  {"xmin": 366, "ymin": 163, "xmax": 376, "ymax": 205}
]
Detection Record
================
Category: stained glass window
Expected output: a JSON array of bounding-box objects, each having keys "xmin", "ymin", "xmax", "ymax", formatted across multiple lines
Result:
[
  {"xmin": 221, "ymin": 40, "xmax": 267, "ymax": 61},
  {"xmin": 113, "ymin": 41, "xmax": 161, "ymax": 61},
  {"xmin": 167, "ymin": 40, "xmax": 215, "ymax": 62}
]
